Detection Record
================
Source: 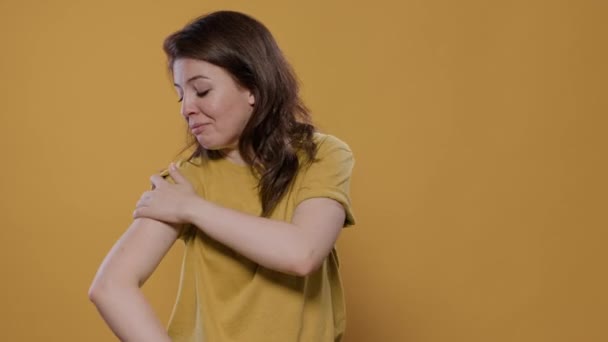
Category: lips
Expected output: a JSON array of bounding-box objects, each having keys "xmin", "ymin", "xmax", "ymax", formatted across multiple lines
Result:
[{"xmin": 190, "ymin": 123, "xmax": 209, "ymax": 134}]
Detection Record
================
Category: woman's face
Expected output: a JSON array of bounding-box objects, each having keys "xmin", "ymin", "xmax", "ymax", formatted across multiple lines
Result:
[{"xmin": 172, "ymin": 58, "xmax": 255, "ymax": 152}]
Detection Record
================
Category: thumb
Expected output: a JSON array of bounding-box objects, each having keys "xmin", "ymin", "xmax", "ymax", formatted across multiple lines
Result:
[
  {"xmin": 168, "ymin": 162, "xmax": 189, "ymax": 185},
  {"xmin": 133, "ymin": 206, "xmax": 150, "ymax": 220}
]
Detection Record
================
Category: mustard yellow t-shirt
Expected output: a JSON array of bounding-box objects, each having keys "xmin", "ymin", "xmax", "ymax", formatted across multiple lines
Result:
[{"xmin": 164, "ymin": 133, "xmax": 355, "ymax": 342}]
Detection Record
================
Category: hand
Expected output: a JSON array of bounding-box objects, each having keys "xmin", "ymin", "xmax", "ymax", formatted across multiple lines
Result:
[{"xmin": 133, "ymin": 163, "xmax": 199, "ymax": 224}]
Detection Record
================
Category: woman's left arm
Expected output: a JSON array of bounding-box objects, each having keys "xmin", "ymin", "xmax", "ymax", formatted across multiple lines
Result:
[
  {"xmin": 133, "ymin": 163, "xmax": 346, "ymax": 277},
  {"xmin": 186, "ymin": 195, "xmax": 345, "ymax": 276}
]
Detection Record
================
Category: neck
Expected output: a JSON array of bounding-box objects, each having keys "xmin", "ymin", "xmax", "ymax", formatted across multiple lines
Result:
[{"xmin": 222, "ymin": 148, "xmax": 247, "ymax": 166}]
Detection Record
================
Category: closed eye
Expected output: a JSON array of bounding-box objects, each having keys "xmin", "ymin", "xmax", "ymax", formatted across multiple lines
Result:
[
  {"xmin": 177, "ymin": 89, "xmax": 209, "ymax": 103},
  {"xmin": 196, "ymin": 90, "xmax": 210, "ymax": 98}
]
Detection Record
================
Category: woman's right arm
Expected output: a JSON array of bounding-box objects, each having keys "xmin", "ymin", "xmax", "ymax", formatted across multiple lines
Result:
[{"xmin": 88, "ymin": 218, "xmax": 181, "ymax": 342}]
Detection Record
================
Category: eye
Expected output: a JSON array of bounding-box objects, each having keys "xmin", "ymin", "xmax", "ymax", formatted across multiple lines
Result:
[{"xmin": 196, "ymin": 89, "xmax": 210, "ymax": 98}]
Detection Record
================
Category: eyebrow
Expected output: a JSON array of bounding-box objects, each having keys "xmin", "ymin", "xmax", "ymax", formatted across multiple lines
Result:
[{"xmin": 174, "ymin": 75, "xmax": 209, "ymax": 88}]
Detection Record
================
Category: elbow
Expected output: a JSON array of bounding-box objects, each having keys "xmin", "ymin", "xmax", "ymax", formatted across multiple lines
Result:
[
  {"xmin": 88, "ymin": 280, "xmax": 104, "ymax": 303},
  {"xmin": 88, "ymin": 277, "xmax": 136, "ymax": 303},
  {"xmin": 88, "ymin": 276, "xmax": 114, "ymax": 303},
  {"xmin": 290, "ymin": 249, "xmax": 322, "ymax": 277}
]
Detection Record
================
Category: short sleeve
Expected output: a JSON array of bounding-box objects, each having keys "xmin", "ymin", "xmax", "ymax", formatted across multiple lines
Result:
[
  {"xmin": 295, "ymin": 135, "xmax": 356, "ymax": 227},
  {"xmin": 157, "ymin": 159, "xmax": 200, "ymax": 241}
]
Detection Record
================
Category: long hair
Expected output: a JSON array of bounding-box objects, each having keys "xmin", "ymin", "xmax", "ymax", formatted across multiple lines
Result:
[{"xmin": 163, "ymin": 11, "xmax": 317, "ymax": 217}]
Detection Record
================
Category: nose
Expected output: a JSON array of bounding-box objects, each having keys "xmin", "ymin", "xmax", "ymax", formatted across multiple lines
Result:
[{"xmin": 180, "ymin": 94, "xmax": 198, "ymax": 118}]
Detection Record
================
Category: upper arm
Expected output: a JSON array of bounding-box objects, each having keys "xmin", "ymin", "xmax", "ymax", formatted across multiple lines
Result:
[
  {"xmin": 291, "ymin": 197, "xmax": 346, "ymax": 270},
  {"xmin": 90, "ymin": 218, "xmax": 181, "ymax": 291},
  {"xmin": 90, "ymin": 159, "xmax": 198, "ymax": 293},
  {"xmin": 290, "ymin": 134, "xmax": 356, "ymax": 271},
  {"xmin": 294, "ymin": 135, "xmax": 356, "ymax": 227}
]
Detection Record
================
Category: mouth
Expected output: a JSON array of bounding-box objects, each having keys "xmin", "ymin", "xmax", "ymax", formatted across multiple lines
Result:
[{"xmin": 190, "ymin": 123, "xmax": 209, "ymax": 135}]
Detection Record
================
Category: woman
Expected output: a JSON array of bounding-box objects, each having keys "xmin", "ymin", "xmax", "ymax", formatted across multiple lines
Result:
[{"xmin": 89, "ymin": 10, "xmax": 355, "ymax": 342}]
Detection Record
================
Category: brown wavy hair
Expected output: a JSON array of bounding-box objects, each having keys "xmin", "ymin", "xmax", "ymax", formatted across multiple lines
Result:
[{"xmin": 163, "ymin": 11, "xmax": 317, "ymax": 217}]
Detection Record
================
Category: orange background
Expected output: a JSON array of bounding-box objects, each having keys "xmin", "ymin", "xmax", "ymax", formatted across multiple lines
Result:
[{"xmin": 1, "ymin": 1, "xmax": 606, "ymax": 341}]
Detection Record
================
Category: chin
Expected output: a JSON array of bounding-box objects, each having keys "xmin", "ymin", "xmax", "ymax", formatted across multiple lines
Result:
[{"xmin": 196, "ymin": 136, "xmax": 231, "ymax": 151}]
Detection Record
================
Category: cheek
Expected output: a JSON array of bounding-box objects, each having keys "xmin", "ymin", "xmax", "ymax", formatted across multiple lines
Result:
[
  {"xmin": 231, "ymin": 106, "xmax": 253, "ymax": 132},
  {"xmin": 196, "ymin": 91, "xmax": 252, "ymax": 134},
  {"xmin": 215, "ymin": 99, "xmax": 252, "ymax": 128}
]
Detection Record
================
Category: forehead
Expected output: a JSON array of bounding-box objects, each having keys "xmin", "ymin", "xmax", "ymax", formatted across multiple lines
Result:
[{"xmin": 172, "ymin": 58, "xmax": 227, "ymax": 85}]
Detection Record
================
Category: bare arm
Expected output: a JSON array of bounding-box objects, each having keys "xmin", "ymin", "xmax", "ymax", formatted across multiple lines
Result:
[
  {"xmin": 183, "ymin": 196, "xmax": 345, "ymax": 276},
  {"xmin": 88, "ymin": 218, "xmax": 181, "ymax": 342}
]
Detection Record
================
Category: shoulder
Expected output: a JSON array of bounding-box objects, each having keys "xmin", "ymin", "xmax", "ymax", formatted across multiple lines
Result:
[
  {"xmin": 313, "ymin": 132, "xmax": 353, "ymax": 152},
  {"xmin": 311, "ymin": 132, "xmax": 354, "ymax": 161},
  {"xmin": 159, "ymin": 158, "xmax": 205, "ymax": 192},
  {"xmin": 296, "ymin": 132, "xmax": 355, "ymax": 176},
  {"xmin": 294, "ymin": 133, "xmax": 357, "ymax": 225},
  {"xmin": 159, "ymin": 158, "xmax": 196, "ymax": 177}
]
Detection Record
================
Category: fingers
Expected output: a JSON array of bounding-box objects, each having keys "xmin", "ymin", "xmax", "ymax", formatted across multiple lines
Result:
[
  {"xmin": 136, "ymin": 191, "xmax": 152, "ymax": 208},
  {"xmin": 168, "ymin": 162, "xmax": 190, "ymax": 185},
  {"xmin": 133, "ymin": 207, "xmax": 148, "ymax": 219},
  {"xmin": 150, "ymin": 174, "xmax": 167, "ymax": 189}
]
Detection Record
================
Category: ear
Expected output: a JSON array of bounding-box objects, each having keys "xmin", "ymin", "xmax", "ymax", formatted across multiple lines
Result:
[{"xmin": 247, "ymin": 91, "xmax": 255, "ymax": 106}]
